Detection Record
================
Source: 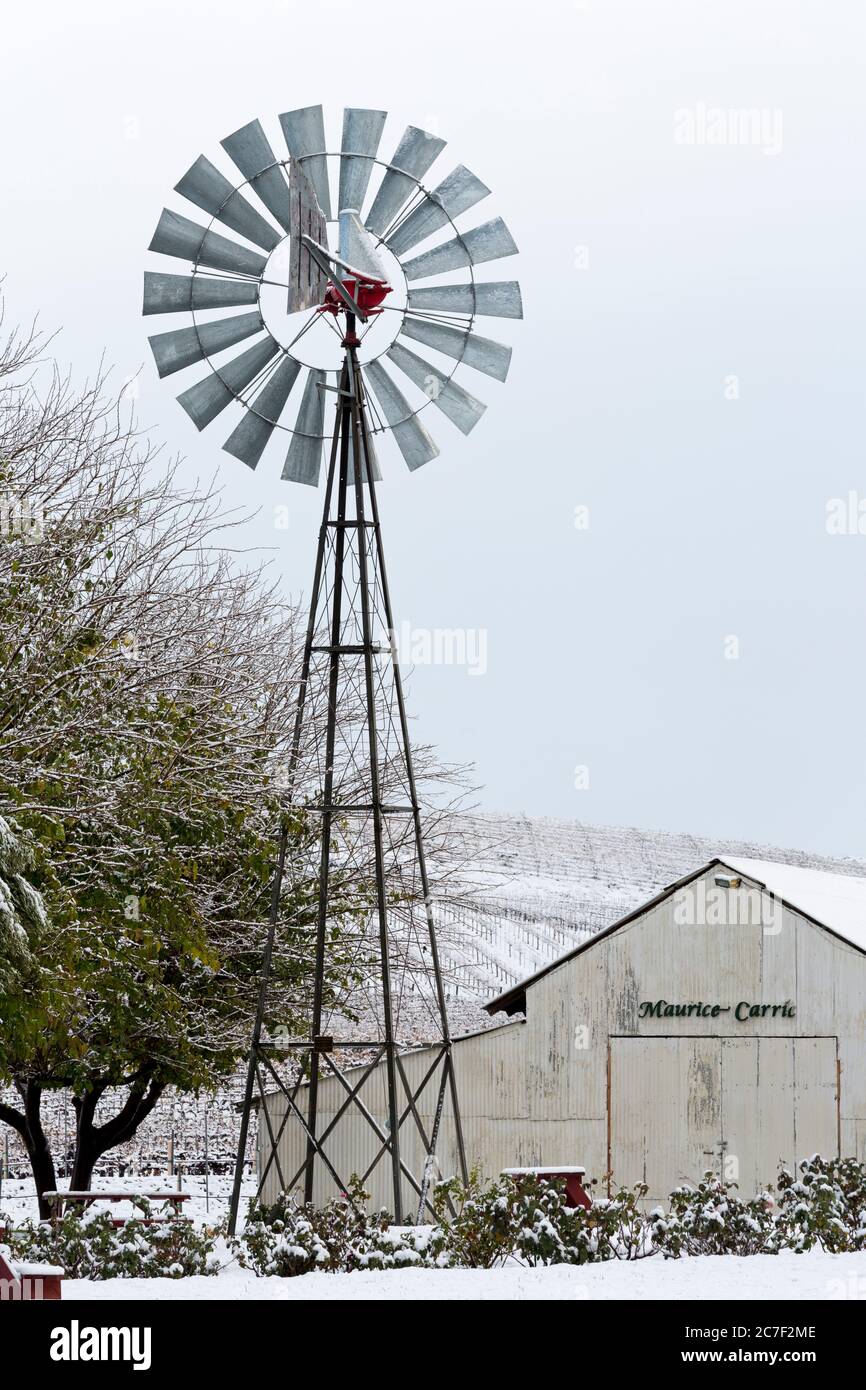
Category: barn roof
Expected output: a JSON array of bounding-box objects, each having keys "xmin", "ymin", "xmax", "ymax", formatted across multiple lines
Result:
[{"xmin": 485, "ymin": 854, "xmax": 866, "ymax": 1017}]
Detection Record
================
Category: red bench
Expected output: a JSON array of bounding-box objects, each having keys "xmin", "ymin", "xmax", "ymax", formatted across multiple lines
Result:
[
  {"xmin": 501, "ymin": 1166, "xmax": 593, "ymax": 1210},
  {"xmin": 0, "ymin": 1248, "xmax": 63, "ymax": 1301},
  {"xmin": 43, "ymin": 1189, "xmax": 192, "ymax": 1228}
]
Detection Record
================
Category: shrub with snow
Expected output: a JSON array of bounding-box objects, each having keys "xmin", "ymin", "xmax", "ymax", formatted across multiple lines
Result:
[
  {"xmin": 775, "ymin": 1155, "xmax": 866, "ymax": 1253},
  {"xmin": 652, "ymin": 1172, "xmax": 778, "ymax": 1257},
  {"xmin": 236, "ymin": 1177, "xmax": 427, "ymax": 1277},
  {"xmin": 5, "ymin": 1203, "xmax": 221, "ymax": 1279},
  {"xmin": 427, "ymin": 1169, "xmax": 656, "ymax": 1268}
]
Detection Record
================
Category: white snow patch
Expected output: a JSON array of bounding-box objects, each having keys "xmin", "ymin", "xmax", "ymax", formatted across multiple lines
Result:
[{"xmin": 64, "ymin": 1250, "xmax": 866, "ymax": 1301}]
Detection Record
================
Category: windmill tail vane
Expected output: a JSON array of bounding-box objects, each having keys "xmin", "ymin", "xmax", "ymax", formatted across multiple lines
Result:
[{"xmin": 142, "ymin": 106, "xmax": 521, "ymax": 1230}]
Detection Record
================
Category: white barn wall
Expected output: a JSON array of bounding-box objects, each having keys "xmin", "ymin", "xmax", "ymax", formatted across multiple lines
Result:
[
  {"xmin": 260, "ymin": 864, "xmax": 866, "ymax": 1212},
  {"xmin": 260, "ymin": 1020, "xmax": 531, "ymax": 1213}
]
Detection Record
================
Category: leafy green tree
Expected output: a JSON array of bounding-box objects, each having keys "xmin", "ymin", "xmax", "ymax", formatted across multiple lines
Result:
[{"xmin": 0, "ymin": 321, "xmax": 370, "ymax": 1212}]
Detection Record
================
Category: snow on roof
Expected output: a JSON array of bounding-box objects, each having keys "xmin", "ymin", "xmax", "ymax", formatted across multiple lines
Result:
[
  {"xmin": 486, "ymin": 853, "xmax": 866, "ymax": 1015},
  {"xmin": 720, "ymin": 856, "xmax": 866, "ymax": 953}
]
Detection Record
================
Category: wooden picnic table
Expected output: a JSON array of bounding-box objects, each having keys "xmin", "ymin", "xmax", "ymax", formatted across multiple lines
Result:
[
  {"xmin": 501, "ymin": 1166, "xmax": 593, "ymax": 1210},
  {"xmin": 42, "ymin": 1189, "xmax": 192, "ymax": 1227}
]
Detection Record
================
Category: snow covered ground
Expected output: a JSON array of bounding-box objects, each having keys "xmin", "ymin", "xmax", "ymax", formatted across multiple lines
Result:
[{"xmin": 65, "ymin": 1251, "xmax": 866, "ymax": 1301}]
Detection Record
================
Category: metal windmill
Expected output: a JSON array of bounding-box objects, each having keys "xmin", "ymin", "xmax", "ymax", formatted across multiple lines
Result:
[{"xmin": 143, "ymin": 106, "xmax": 521, "ymax": 1231}]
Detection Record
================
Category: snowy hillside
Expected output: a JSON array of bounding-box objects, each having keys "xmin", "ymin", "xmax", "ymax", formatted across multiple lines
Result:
[
  {"xmin": 433, "ymin": 813, "xmax": 866, "ymax": 1032},
  {"xmin": 3, "ymin": 814, "xmax": 863, "ymax": 1184}
]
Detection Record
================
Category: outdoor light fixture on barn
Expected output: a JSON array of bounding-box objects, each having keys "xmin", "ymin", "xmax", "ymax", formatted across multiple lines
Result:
[{"xmin": 143, "ymin": 106, "xmax": 521, "ymax": 1232}]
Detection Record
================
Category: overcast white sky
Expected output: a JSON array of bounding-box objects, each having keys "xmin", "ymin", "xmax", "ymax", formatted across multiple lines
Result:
[{"xmin": 2, "ymin": 0, "xmax": 865, "ymax": 858}]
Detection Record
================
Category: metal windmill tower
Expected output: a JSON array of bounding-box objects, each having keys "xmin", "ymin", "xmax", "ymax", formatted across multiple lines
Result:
[{"xmin": 143, "ymin": 106, "xmax": 522, "ymax": 1231}]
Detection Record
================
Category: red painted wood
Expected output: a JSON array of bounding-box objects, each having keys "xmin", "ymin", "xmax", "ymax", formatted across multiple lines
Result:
[
  {"xmin": 502, "ymin": 1167, "xmax": 593, "ymax": 1210},
  {"xmin": 0, "ymin": 1250, "xmax": 64, "ymax": 1301},
  {"xmin": 21, "ymin": 1272, "xmax": 63, "ymax": 1300},
  {"xmin": 563, "ymin": 1173, "xmax": 593, "ymax": 1210}
]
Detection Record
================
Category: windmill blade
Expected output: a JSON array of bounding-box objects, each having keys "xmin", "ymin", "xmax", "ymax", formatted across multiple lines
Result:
[
  {"xmin": 177, "ymin": 336, "xmax": 281, "ymax": 431},
  {"xmin": 400, "ymin": 317, "xmax": 512, "ymax": 382},
  {"xmin": 365, "ymin": 126, "xmax": 446, "ymax": 237},
  {"xmin": 282, "ymin": 368, "xmax": 327, "ymax": 485},
  {"xmin": 279, "ymin": 106, "xmax": 331, "ymax": 220},
  {"xmin": 386, "ymin": 166, "xmax": 490, "ymax": 257},
  {"xmin": 223, "ymin": 356, "xmax": 302, "ymax": 468},
  {"xmin": 387, "ymin": 342, "xmax": 486, "ymax": 436},
  {"xmin": 407, "ymin": 280, "xmax": 523, "ymax": 320},
  {"xmin": 363, "ymin": 360, "xmax": 440, "ymax": 471},
  {"xmin": 359, "ymin": 429, "xmax": 381, "ymax": 482},
  {"xmin": 148, "ymin": 310, "xmax": 264, "ymax": 378},
  {"xmin": 402, "ymin": 217, "xmax": 518, "ymax": 282},
  {"xmin": 350, "ymin": 430, "xmax": 382, "ymax": 484},
  {"xmin": 143, "ymin": 272, "xmax": 259, "ymax": 315},
  {"xmin": 221, "ymin": 119, "xmax": 292, "ymax": 231},
  {"xmin": 338, "ymin": 108, "xmax": 387, "ymax": 215},
  {"xmin": 175, "ymin": 156, "xmax": 281, "ymax": 252},
  {"xmin": 149, "ymin": 208, "xmax": 267, "ymax": 277}
]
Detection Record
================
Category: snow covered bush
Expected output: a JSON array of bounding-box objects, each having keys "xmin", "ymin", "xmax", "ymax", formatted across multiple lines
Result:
[
  {"xmin": 425, "ymin": 1170, "xmax": 522, "ymax": 1267},
  {"xmin": 427, "ymin": 1170, "xmax": 656, "ymax": 1268},
  {"xmin": 584, "ymin": 1186, "xmax": 660, "ymax": 1261},
  {"xmin": 652, "ymin": 1172, "xmax": 778, "ymax": 1257},
  {"xmin": 236, "ymin": 1177, "xmax": 427, "ymax": 1277},
  {"xmin": 5, "ymin": 1205, "xmax": 221, "ymax": 1279},
  {"xmin": 775, "ymin": 1155, "xmax": 866, "ymax": 1253}
]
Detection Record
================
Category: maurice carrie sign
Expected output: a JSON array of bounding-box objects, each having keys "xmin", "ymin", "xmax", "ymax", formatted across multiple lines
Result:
[{"xmin": 639, "ymin": 1000, "xmax": 796, "ymax": 1022}]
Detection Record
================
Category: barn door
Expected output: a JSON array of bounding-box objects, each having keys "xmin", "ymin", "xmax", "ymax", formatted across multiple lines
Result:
[
  {"xmin": 608, "ymin": 1037, "xmax": 722, "ymax": 1204},
  {"xmin": 719, "ymin": 1037, "xmax": 838, "ymax": 1194},
  {"xmin": 609, "ymin": 1036, "xmax": 839, "ymax": 1205}
]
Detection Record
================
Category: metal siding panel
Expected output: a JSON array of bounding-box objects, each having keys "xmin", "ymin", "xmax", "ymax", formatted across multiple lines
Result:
[
  {"xmin": 263, "ymin": 1023, "xmax": 529, "ymax": 1213},
  {"xmin": 610, "ymin": 1037, "xmax": 722, "ymax": 1203},
  {"xmin": 791, "ymin": 1037, "xmax": 839, "ymax": 1163}
]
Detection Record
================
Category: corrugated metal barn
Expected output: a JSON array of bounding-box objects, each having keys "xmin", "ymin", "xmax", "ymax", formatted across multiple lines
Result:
[{"xmin": 260, "ymin": 855, "xmax": 866, "ymax": 1210}]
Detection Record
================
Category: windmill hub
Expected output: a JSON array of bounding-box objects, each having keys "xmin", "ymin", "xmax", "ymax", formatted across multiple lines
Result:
[
  {"xmin": 257, "ymin": 227, "xmax": 402, "ymax": 368},
  {"xmin": 317, "ymin": 272, "xmax": 392, "ymax": 324}
]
